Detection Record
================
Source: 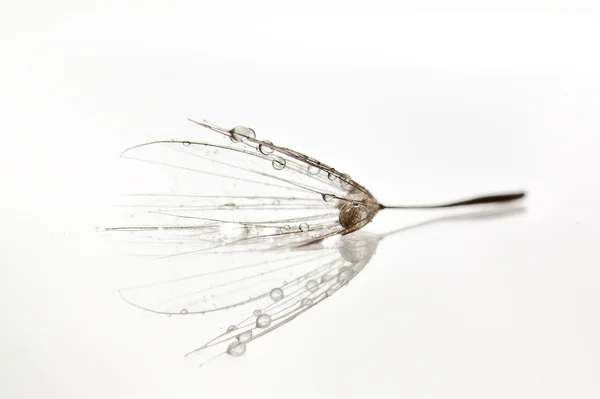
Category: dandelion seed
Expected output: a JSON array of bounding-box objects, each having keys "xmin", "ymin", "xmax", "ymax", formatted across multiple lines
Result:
[{"xmin": 105, "ymin": 117, "xmax": 526, "ymax": 367}]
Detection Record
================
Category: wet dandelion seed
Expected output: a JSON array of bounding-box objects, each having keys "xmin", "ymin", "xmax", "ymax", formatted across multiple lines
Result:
[{"xmin": 105, "ymin": 117, "xmax": 525, "ymax": 366}]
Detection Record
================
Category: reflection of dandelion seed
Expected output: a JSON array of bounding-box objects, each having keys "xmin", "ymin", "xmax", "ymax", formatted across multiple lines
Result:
[{"xmin": 101, "ymin": 118, "xmax": 526, "ymax": 367}]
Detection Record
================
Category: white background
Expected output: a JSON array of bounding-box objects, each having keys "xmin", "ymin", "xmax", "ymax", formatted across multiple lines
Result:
[{"xmin": 1, "ymin": 2, "xmax": 599, "ymax": 399}]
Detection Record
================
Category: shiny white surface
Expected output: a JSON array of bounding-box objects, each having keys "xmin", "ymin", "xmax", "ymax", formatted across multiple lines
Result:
[{"xmin": 1, "ymin": 4, "xmax": 599, "ymax": 399}]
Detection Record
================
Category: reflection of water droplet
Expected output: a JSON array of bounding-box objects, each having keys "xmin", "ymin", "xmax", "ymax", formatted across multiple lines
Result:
[
  {"xmin": 301, "ymin": 298, "xmax": 313, "ymax": 307},
  {"xmin": 270, "ymin": 288, "xmax": 284, "ymax": 301},
  {"xmin": 183, "ymin": 141, "xmax": 191, "ymax": 147},
  {"xmin": 322, "ymin": 194, "xmax": 334, "ymax": 202},
  {"xmin": 308, "ymin": 164, "xmax": 320, "ymax": 175},
  {"xmin": 227, "ymin": 325, "xmax": 237, "ymax": 332},
  {"xmin": 256, "ymin": 314, "xmax": 272, "ymax": 328},
  {"xmin": 237, "ymin": 330, "xmax": 253, "ymax": 343},
  {"xmin": 272, "ymin": 199, "xmax": 280, "ymax": 205},
  {"xmin": 338, "ymin": 266, "xmax": 353, "ymax": 283},
  {"xmin": 230, "ymin": 126, "xmax": 256, "ymax": 142},
  {"xmin": 219, "ymin": 223, "xmax": 249, "ymax": 243},
  {"xmin": 306, "ymin": 280, "xmax": 318, "ymax": 292},
  {"xmin": 253, "ymin": 309, "xmax": 261, "ymax": 316},
  {"xmin": 299, "ymin": 222, "xmax": 309, "ymax": 232},
  {"xmin": 227, "ymin": 341, "xmax": 247, "ymax": 357},
  {"xmin": 259, "ymin": 140, "xmax": 274, "ymax": 155},
  {"xmin": 180, "ymin": 308, "xmax": 188, "ymax": 314},
  {"xmin": 272, "ymin": 157, "xmax": 286, "ymax": 170}
]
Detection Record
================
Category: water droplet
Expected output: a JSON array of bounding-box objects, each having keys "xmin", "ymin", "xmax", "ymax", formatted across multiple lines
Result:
[
  {"xmin": 284, "ymin": 224, "xmax": 291, "ymax": 230},
  {"xmin": 237, "ymin": 330, "xmax": 253, "ymax": 343},
  {"xmin": 327, "ymin": 172, "xmax": 337, "ymax": 181},
  {"xmin": 224, "ymin": 202, "xmax": 236, "ymax": 208},
  {"xmin": 326, "ymin": 288, "xmax": 335, "ymax": 297},
  {"xmin": 299, "ymin": 222, "xmax": 309, "ymax": 232},
  {"xmin": 272, "ymin": 157, "xmax": 286, "ymax": 170},
  {"xmin": 259, "ymin": 140, "xmax": 274, "ymax": 155},
  {"xmin": 338, "ymin": 267, "xmax": 353, "ymax": 283},
  {"xmin": 307, "ymin": 164, "xmax": 320, "ymax": 175},
  {"xmin": 227, "ymin": 341, "xmax": 247, "ymax": 357},
  {"xmin": 320, "ymin": 274, "xmax": 333, "ymax": 283},
  {"xmin": 183, "ymin": 141, "xmax": 191, "ymax": 147},
  {"xmin": 253, "ymin": 309, "xmax": 261, "ymax": 316},
  {"xmin": 270, "ymin": 288, "xmax": 284, "ymax": 301},
  {"xmin": 230, "ymin": 126, "xmax": 256, "ymax": 142},
  {"xmin": 219, "ymin": 223, "xmax": 249, "ymax": 243},
  {"xmin": 227, "ymin": 325, "xmax": 237, "ymax": 332},
  {"xmin": 256, "ymin": 314, "xmax": 272, "ymax": 328},
  {"xmin": 272, "ymin": 199, "xmax": 280, "ymax": 205},
  {"xmin": 322, "ymin": 194, "xmax": 335, "ymax": 202},
  {"xmin": 340, "ymin": 174, "xmax": 353, "ymax": 189},
  {"xmin": 306, "ymin": 280, "xmax": 319, "ymax": 292},
  {"xmin": 301, "ymin": 298, "xmax": 313, "ymax": 307},
  {"xmin": 180, "ymin": 308, "xmax": 188, "ymax": 314}
]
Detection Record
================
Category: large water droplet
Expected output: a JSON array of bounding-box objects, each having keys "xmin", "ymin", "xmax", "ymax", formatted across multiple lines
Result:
[
  {"xmin": 230, "ymin": 126, "xmax": 256, "ymax": 142},
  {"xmin": 272, "ymin": 157, "xmax": 286, "ymax": 170},
  {"xmin": 307, "ymin": 164, "xmax": 320, "ymax": 175},
  {"xmin": 299, "ymin": 222, "xmax": 309, "ymax": 232},
  {"xmin": 259, "ymin": 140, "xmax": 274, "ymax": 155},
  {"xmin": 227, "ymin": 341, "xmax": 247, "ymax": 357},
  {"xmin": 180, "ymin": 308, "xmax": 188, "ymax": 314},
  {"xmin": 322, "ymin": 194, "xmax": 334, "ymax": 202},
  {"xmin": 219, "ymin": 223, "xmax": 249, "ymax": 243},
  {"xmin": 270, "ymin": 288, "xmax": 284, "ymax": 302},
  {"xmin": 306, "ymin": 280, "xmax": 319, "ymax": 292},
  {"xmin": 256, "ymin": 314, "xmax": 272, "ymax": 328},
  {"xmin": 237, "ymin": 330, "xmax": 253, "ymax": 343},
  {"xmin": 183, "ymin": 141, "xmax": 191, "ymax": 147}
]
